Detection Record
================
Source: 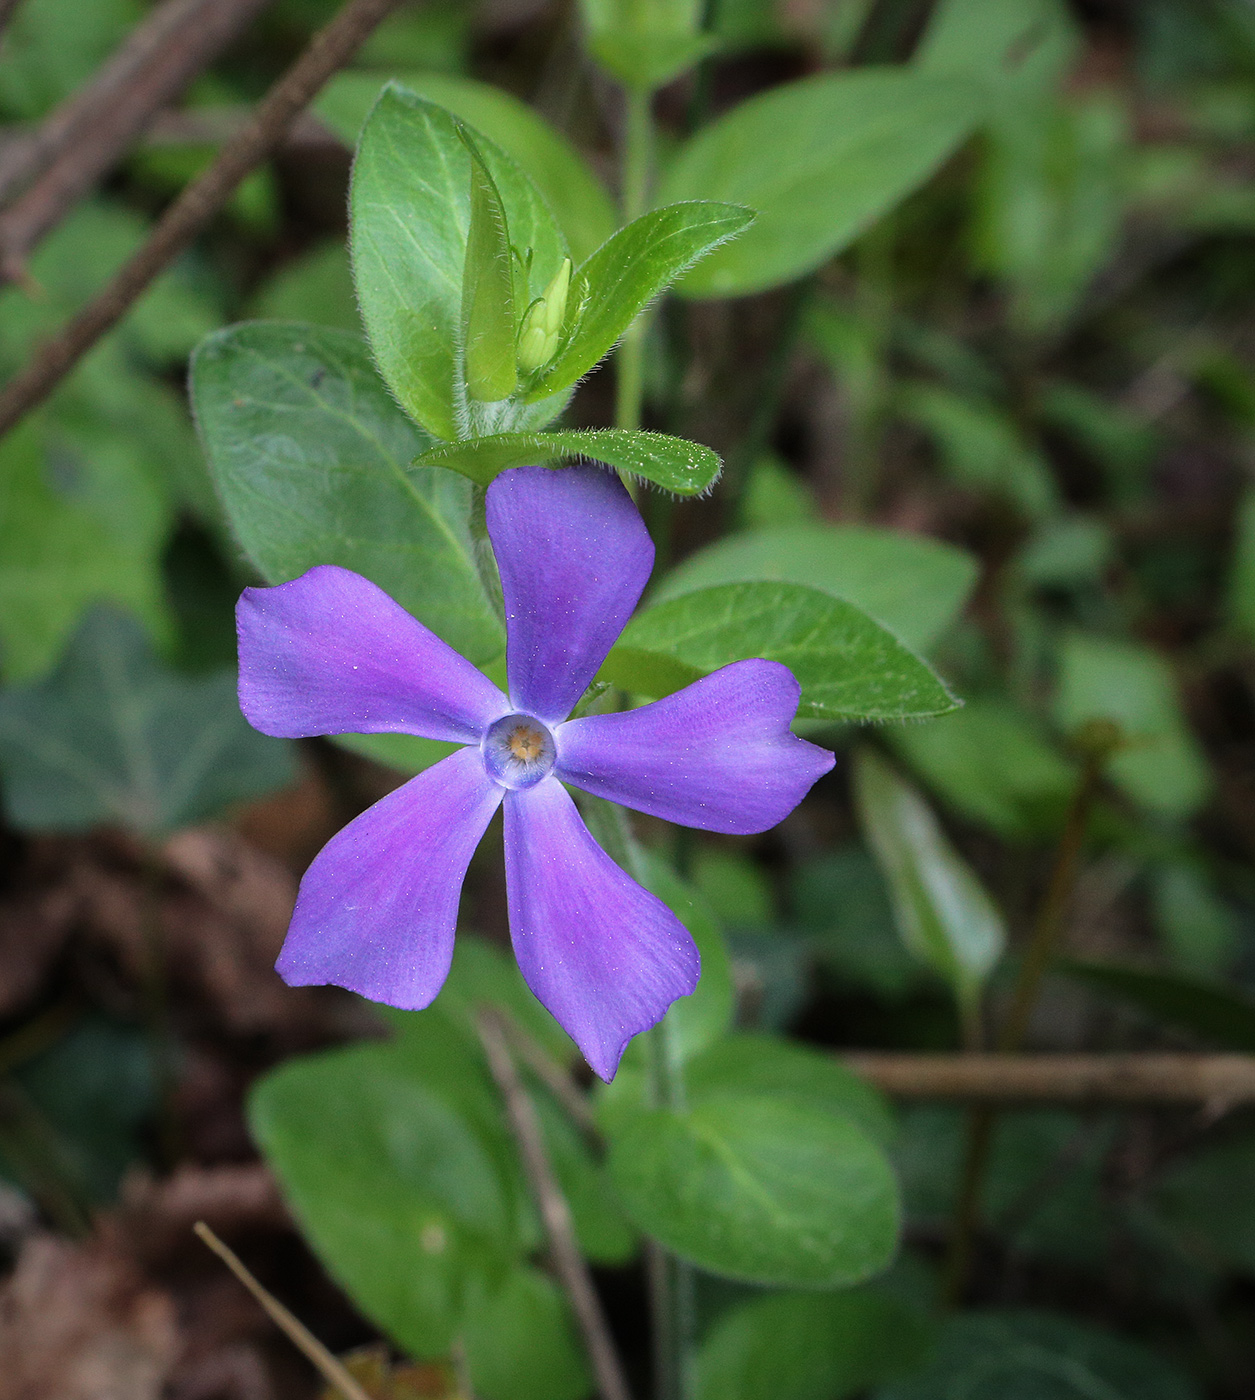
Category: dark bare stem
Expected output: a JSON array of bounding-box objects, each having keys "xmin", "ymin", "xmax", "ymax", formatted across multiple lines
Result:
[
  {"xmin": 194, "ymin": 1222, "xmax": 374, "ymax": 1400},
  {"xmin": 843, "ymin": 1052, "xmax": 1255, "ymax": 1107},
  {"xmin": 0, "ymin": 0, "xmax": 406, "ymax": 441},
  {"xmin": 0, "ymin": 0, "xmax": 270, "ymax": 227},
  {"xmin": 476, "ymin": 1008, "xmax": 634, "ymax": 1400},
  {"xmin": 496, "ymin": 1007, "xmax": 600, "ymax": 1142},
  {"xmin": 941, "ymin": 738, "xmax": 1113, "ymax": 1306}
]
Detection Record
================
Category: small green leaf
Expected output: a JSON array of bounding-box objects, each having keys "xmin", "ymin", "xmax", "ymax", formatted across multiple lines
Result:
[
  {"xmin": 695, "ymin": 1287, "xmax": 933, "ymax": 1400},
  {"xmin": 1057, "ymin": 959, "xmax": 1255, "ymax": 1053},
  {"xmin": 651, "ymin": 523, "xmax": 978, "ymax": 655},
  {"xmin": 524, "ymin": 202, "xmax": 755, "ymax": 401},
  {"xmin": 350, "ymin": 84, "xmax": 569, "ymax": 440},
  {"xmin": 1054, "ymin": 632, "xmax": 1211, "ymax": 820},
  {"xmin": 579, "ymin": 0, "xmax": 713, "ymax": 89},
  {"xmin": 853, "ymin": 746, "xmax": 1005, "ymax": 1008},
  {"xmin": 659, "ymin": 71, "xmax": 980, "ymax": 297},
  {"xmin": 461, "ymin": 136, "xmax": 518, "ymax": 403},
  {"xmin": 317, "ymin": 72, "xmax": 616, "ymax": 264},
  {"xmin": 606, "ymin": 1093, "xmax": 900, "ymax": 1287},
  {"xmin": 190, "ymin": 322, "xmax": 503, "ymax": 665},
  {"xmin": 878, "ymin": 1309, "xmax": 1201, "ymax": 1400},
  {"xmin": 416, "ymin": 428, "xmax": 721, "ymax": 496},
  {"xmin": 0, "ymin": 607, "xmax": 294, "ymax": 836},
  {"xmin": 605, "ymin": 582, "xmax": 958, "ymax": 721}
]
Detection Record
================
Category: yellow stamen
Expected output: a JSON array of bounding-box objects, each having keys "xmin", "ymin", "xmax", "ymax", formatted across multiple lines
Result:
[{"xmin": 508, "ymin": 725, "xmax": 545, "ymax": 762}]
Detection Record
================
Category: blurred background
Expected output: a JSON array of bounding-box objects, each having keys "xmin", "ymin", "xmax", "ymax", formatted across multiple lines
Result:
[{"xmin": 2, "ymin": 0, "xmax": 1255, "ymax": 1396}]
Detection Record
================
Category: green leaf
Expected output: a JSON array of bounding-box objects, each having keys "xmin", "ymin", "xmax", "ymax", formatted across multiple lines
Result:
[
  {"xmin": 579, "ymin": 0, "xmax": 712, "ymax": 89},
  {"xmin": 0, "ymin": 416, "xmax": 171, "ymax": 682},
  {"xmin": 1054, "ymin": 632, "xmax": 1211, "ymax": 820},
  {"xmin": 915, "ymin": 0, "xmax": 1079, "ymax": 101},
  {"xmin": 416, "ymin": 428, "xmax": 721, "ymax": 496},
  {"xmin": 250, "ymin": 1041, "xmax": 518, "ymax": 1360},
  {"xmin": 605, "ymin": 582, "xmax": 958, "ymax": 721},
  {"xmin": 333, "ymin": 732, "xmax": 460, "ymax": 778},
  {"xmin": 1150, "ymin": 862, "xmax": 1240, "ymax": 978},
  {"xmin": 606, "ymin": 1093, "xmax": 900, "ymax": 1286},
  {"xmin": 695, "ymin": 1287, "xmax": 932, "ymax": 1400},
  {"xmin": 637, "ymin": 853, "xmax": 734, "ymax": 1062},
  {"xmin": 685, "ymin": 1034, "xmax": 896, "ymax": 1148},
  {"xmin": 1151, "ymin": 1131, "xmax": 1255, "ymax": 1278},
  {"xmin": 463, "ymin": 1266, "xmax": 590, "ymax": 1400},
  {"xmin": 651, "ymin": 523, "xmax": 978, "ymax": 655},
  {"xmin": 0, "ymin": 608, "xmax": 294, "ymax": 836},
  {"xmin": 887, "ymin": 698, "xmax": 1076, "ymax": 842},
  {"xmin": 524, "ymin": 202, "xmax": 754, "ymax": 400},
  {"xmin": 853, "ymin": 747, "xmax": 1005, "ymax": 1008},
  {"xmin": 1228, "ymin": 486, "xmax": 1255, "ymax": 640},
  {"xmin": 250, "ymin": 238, "xmax": 360, "ymax": 333},
  {"xmin": 1057, "ymin": 960, "xmax": 1255, "ymax": 1053},
  {"xmin": 877, "ymin": 1309, "xmax": 1201, "ymax": 1400},
  {"xmin": 317, "ymin": 72, "xmax": 616, "ymax": 264},
  {"xmin": 533, "ymin": 1094, "xmax": 637, "ymax": 1266},
  {"xmin": 658, "ymin": 71, "xmax": 980, "ymax": 298},
  {"xmin": 897, "ymin": 382, "xmax": 1058, "ymax": 518},
  {"xmin": 350, "ymin": 84, "xmax": 569, "ymax": 440},
  {"xmin": 461, "ymin": 136, "xmax": 519, "ymax": 403},
  {"xmin": 190, "ymin": 321, "xmax": 503, "ymax": 665}
]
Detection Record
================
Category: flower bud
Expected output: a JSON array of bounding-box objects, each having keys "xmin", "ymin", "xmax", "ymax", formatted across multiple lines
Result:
[{"xmin": 517, "ymin": 258, "xmax": 572, "ymax": 374}]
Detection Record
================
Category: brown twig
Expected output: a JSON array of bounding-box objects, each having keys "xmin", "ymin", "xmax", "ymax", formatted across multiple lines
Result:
[
  {"xmin": 194, "ymin": 1222, "xmax": 373, "ymax": 1400},
  {"xmin": 475, "ymin": 1008, "xmax": 633, "ymax": 1400},
  {"xmin": 0, "ymin": 0, "xmax": 270, "ymax": 230},
  {"xmin": 844, "ymin": 1053, "xmax": 1255, "ymax": 1108},
  {"xmin": 495, "ymin": 1007, "xmax": 600, "ymax": 1141},
  {"xmin": 0, "ymin": 0, "xmax": 405, "ymax": 440}
]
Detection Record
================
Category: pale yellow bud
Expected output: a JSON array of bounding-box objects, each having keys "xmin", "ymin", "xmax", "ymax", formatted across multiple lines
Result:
[{"xmin": 517, "ymin": 258, "xmax": 572, "ymax": 373}]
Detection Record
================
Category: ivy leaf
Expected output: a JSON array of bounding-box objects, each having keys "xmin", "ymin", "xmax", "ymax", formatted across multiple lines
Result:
[
  {"xmin": 604, "ymin": 582, "xmax": 958, "ymax": 721},
  {"xmin": 523, "ymin": 202, "xmax": 754, "ymax": 401},
  {"xmin": 0, "ymin": 607, "xmax": 294, "ymax": 836},
  {"xmin": 190, "ymin": 322, "xmax": 503, "ymax": 666},
  {"xmin": 415, "ymin": 428, "xmax": 721, "ymax": 496}
]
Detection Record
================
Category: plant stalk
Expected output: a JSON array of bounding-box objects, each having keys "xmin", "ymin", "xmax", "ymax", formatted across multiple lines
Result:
[{"xmin": 614, "ymin": 85, "xmax": 654, "ymax": 434}]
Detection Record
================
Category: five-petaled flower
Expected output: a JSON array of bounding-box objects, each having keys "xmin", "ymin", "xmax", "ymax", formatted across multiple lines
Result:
[{"xmin": 237, "ymin": 466, "xmax": 834, "ymax": 1079}]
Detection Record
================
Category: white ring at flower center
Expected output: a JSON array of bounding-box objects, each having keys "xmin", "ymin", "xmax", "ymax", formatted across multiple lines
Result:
[{"xmin": 482, "ymin": 712, "xmax": 557, "ymax": 789}]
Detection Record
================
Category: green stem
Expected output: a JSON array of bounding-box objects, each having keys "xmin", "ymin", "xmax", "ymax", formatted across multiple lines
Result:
[{"xmin": 615, "ymin": 86, "xmax": 654, "ymax": 435}]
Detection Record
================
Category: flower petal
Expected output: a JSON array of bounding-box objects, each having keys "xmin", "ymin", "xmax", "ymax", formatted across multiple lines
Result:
[
  {"xmin": 276, "ymin": 746, "xmax": 502, "ymax": 1008},
  {"xmin": 486, "ymin": 466, "xmax": 654, "ymax": 724},
  {"xmin": 556, "ymin": 660, "xmax": 835, "ymax": 834},
  {"xmin": 238, "ymin": 565, "xmax": 508, "ymax": 742},
  {"xmin": 503, "ymin": 778, "xmax": 699, "ymax": 1080}
]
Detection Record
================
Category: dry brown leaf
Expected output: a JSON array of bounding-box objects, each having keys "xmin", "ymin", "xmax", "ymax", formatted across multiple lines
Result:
[{"xmin": 0, "ymin": 1231, "xmax": 178, "ymax": 1400}]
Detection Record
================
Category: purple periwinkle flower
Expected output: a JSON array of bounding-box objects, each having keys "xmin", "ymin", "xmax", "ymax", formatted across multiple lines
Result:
[{"xmin": 237, "ymin": 466, "xmax": 834, "ymax": 1079}]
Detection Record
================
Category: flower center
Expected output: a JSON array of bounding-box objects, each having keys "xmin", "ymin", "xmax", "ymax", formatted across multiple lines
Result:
[{"xmin": 482, "ymin": 712, "xmax": 556, "ymax": 790}]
